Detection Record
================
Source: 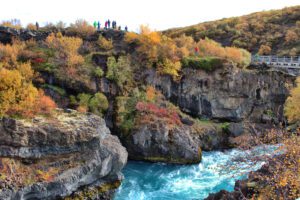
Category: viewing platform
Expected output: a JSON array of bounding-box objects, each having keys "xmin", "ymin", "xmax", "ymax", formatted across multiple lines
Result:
[{"xmin": 251, "ymin": 55, "xmax": 300, "ymax": 69}]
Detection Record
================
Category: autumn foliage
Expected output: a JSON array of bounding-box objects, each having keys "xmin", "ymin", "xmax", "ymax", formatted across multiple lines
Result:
[
  {"xmin": 164, "ymin": 6, "xmax": 300, "ymax": 55},
  {"xmin": 258, "ymin": 44, "xmax": 272, "ymax": 55},
  {"xmin": 255, "ymin": 134, "xmax": 300, "ymax": 199},
  {"xmin": 285, "ymin": 77, "xmax": 300, "ymax": 123},
  {"xmin": 136, "ymin": 102, "xmax": 182, "ymax": 126},
  {"xmin": 46, "ymin": 33, "xmax": 84, "ymax": 67},
  {"xmin": 145, "ymin": 86, "xmax": 156, "ymax": 102},
  {"xmin": 0, "ymin": 40, "xmax": 57, "ymax": 118},
  {"xmin": 197, "ymin": 38, "xmax": 251, "ymax": 67},
  {"xmin": 285, "ymin": 30, "xmax": 299, "ymax": 44},
  {"xmin": 36, "ymin": 90, "xmax": 57, "ymax": 115},
  {"xmin": 67, "ymin": 19, "xmax": 95, "ymax": 37},
  {"xmin": 0, "ymin": 39, "xmax": 25, "ymax": 66}
]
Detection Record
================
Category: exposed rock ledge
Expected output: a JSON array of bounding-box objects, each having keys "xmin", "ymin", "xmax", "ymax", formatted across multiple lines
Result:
[{"xmin": 0, "ymin": 109, "xmax": 128, "ymax": 200}]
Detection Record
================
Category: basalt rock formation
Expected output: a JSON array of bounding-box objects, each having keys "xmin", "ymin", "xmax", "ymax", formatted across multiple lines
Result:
[
  {"xmin": 0, "ymin": 109, "xmax": 128, "ymax": 200},
  {"xmin": 146, "ymin": 66, "xmax": 295, "ymax": 123},
  {"xmin": 0, "ymin": 26, "xmax": 51, "ymax": 44}
]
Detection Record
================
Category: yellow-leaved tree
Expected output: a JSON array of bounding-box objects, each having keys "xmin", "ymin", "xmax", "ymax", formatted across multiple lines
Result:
[
  {"xmin": 0, "ymin": 62, "xmax": 56, "ymax": 118},
  {"xmin": 285, "ymin": 77, "xmax": 300, "ymax": 123}
]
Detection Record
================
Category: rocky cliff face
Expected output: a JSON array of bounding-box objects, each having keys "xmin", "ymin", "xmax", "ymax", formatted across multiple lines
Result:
[
  {"xmin": 146, "ymin": 66, "xmax": 295, "ymax": 123},
  {"xmin": 124, "ymin": 120, "xmax": 202, "ymax": 164},
  {"xmin": 0, "ymin": 109, "xmax": 128, "ymax": 200},
  {"xmin": 0, "ymin": 26, "xmax": 51, "ymax": 44},
  {"xmin": 0, "ymin": 26, "xmax": 295, "ymax": 166}
]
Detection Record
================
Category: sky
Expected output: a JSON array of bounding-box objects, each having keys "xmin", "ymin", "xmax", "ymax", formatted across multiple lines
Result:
[{"xmin": 0, "ymin": 0, "xmax": 300, "ymax": 31}]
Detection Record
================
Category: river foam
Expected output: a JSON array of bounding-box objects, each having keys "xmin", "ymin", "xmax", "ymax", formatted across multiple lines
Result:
[{"xmin": 114, "ymin": 145, "xmax": 280, "ymax": 200}]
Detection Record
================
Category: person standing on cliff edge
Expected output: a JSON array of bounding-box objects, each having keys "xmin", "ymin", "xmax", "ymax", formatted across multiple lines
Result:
[
  {"xmin": 35, "ymin": 22, "xmax": 39, "ymax": 30},
  {"xmin": 97, "ymin": 21, "xmax": 101, "ymax": 30},
  {"xmin": 107, "ymin": 20, "xmax": 111, "ymax": 28},
  {"xmin": 93, "ymin": 21, "xmax": 97, "ymax": 29}
]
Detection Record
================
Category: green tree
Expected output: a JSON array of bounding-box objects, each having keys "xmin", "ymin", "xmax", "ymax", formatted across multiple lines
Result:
[
  {"xmin": 106, "ymin": 56, "xmax": 133, "ymax": 91},
  {"xmin": 89, "ymin": 92, "xmax": 109, "ymax": 116}
]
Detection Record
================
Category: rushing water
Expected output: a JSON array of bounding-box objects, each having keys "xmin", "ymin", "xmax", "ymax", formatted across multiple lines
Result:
[{"xmin": 114, "ymin": 145, "xmax": 280, "ymax": 200}]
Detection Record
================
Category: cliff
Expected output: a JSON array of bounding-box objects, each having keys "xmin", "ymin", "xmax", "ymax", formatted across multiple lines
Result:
[
  {"xmin": 0, "ymin": 26, "xmax": 296, "ymax": 165},
  {"xmin": 146, "ymin": 65, "xmax": 295, "ymax": 123},
  {"xmin": 0, "ymin": 109, "xmax": 128, "ymax": 200}
]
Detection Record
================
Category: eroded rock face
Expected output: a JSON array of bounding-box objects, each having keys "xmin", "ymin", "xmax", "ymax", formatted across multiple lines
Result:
[
  {"xmin": 124, "ymin": 121, "xmax": 202, "ymax": 164},
  {"xmin": 0, "ymin": 109, "xmax": 128, "ymax": 200},
  {"xmin": 146, "ymin": 67, "xmax": 295, "ymax": 123}
]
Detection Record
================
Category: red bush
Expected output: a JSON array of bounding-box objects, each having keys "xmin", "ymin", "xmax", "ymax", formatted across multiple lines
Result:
[
  {"xmin": 32, "ymin": 57, "xmax": 45, "ymax": 64},
  {"xmin": 136, "ymin": 102, "xmax": 181, "ymax": 125}
]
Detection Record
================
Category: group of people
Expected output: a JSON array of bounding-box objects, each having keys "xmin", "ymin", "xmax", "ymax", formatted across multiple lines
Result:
[{"xmin": 93, "ymin": 20, "xmax": 128, "ymax": 32}]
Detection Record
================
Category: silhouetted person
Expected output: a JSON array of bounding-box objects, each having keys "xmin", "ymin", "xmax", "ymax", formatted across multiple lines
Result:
[
  {"xmin": 97, "ymin": 21, "xmax": 101, "ymax": 30},
  {"xmin": 36, "ymin": 22, "xmax": 39, "ymax": 30},
  {"xmin": 118, "ymin": 26, "xmax": 121, "ymax": 31},
  {"xmin": 108, "ymin": 20, "xmax": 111, "ymax": 28},
  {"xmin": 125, "ymin": 26, "xmax": 128, "ymax": 32}
]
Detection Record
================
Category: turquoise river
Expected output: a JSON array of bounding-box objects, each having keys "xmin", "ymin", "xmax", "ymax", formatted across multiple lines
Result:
[{"xmin": 114, "ymin": 145, "xmax": 279, "ymax": 200}]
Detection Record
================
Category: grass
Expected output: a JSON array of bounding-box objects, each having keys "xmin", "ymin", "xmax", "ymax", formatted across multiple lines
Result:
[{"xmin": 181, "ymin": 56, "xmax": 223, "ymax": 72}]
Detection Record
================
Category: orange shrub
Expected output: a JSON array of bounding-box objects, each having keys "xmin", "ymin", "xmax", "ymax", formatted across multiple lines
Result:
[
  {"xmin": 36, "ymin": 90, "xmax": 57, "ymax": 115},
  {"xmin": 146, "ymin": 86, "xmax": 156, "ymax": 102},
  {"xmin": 197, "ymin": 38, "xmax": 225, "ymax": 58},
  {"xmin": 0, "ymin": 40, "xmax": 25, "ymax": 66},
  {"xmin": 67, "ymin": 19, "xmax": 95, "ymax": 37},
  {"xmin": 0, "ymin": 61, "xmax": 56, "ymax": 118},
  {"xmin": 125, "ymin": 25, "xmax": 161, "ymax": 67},
  {"xmin": 77, "ymin": 106, "xmax": 88, "ymax": 113},
  {"xmin": 285, "ymin": 30, "xmax": 298, "ymax": 44},
  {"xmin": 174, "ymin": 34, "xmax": 196, "ymax": 58},
  {"xmin": 258, "ymin": 44, "xmax": 272, "ymax": 55},
  {"xmin": 197, "ymin": 38, "xmax": 251, "ymax": 67}
]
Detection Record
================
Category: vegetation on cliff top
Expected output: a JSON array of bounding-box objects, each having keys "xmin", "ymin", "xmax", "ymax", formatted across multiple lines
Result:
[{"xmin": 164, "ymin": 5, "xmax": 300, "ymax": 56}]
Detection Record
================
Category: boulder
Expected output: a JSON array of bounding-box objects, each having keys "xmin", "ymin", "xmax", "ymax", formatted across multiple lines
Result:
[
  {"xmin": 228, "ymin": 122, "xmax": 244, "ymax": 137},
  {"xmin": 0, "ymin": 109, "xmax": 128, "ymax": 200},
  {"xmin": 124, "ymin": 120, "xmax": 202, "ymax": 164}
]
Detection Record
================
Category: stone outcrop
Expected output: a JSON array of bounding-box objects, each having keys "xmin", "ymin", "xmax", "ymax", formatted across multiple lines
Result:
[
  {"xmin": 146, "ymin": 66, "xmax": 295, "ymax": 123},
  {"xmin": 0, "ymin": 109, "xmax": 128, "ymax": 200},
  {"xmin": 123, "ymin": 120, "xmax": 202, "ymax": 164},
  {"xmin": 0, "ymin": 26, "xmax": 51, "ymax": 44}
]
